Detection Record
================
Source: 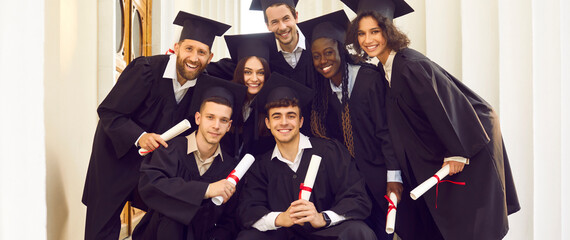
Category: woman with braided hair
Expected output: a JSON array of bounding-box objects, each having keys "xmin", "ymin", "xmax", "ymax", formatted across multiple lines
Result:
[{"xmin": 298, "ymin": 10, "xmax": 403, "ymax": 240}]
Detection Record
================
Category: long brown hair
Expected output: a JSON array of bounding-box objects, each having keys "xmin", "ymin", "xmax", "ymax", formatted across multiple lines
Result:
[
  {"xmin": 346, "ymin": 11, "xmax": 410, "ymax": 61},
  {"xmin": 232, "ymin": 56, "xmax": 271, "ymax": 102}
]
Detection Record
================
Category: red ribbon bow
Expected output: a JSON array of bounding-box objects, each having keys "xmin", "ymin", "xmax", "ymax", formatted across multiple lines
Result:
[
  {"xmin": 298, "ymin": 183, "xmax": 312, "ymax": 200},
  {"xmin": 384, "ymin": 194, "xmax": 397, "ymax": 222},
  {"xmin": 433, "ymin": 175, "xmax": 465, "ymax": 208},
  {"xmin": 226, "ymin": 170, "xmax": 240, "ymax": 184}
]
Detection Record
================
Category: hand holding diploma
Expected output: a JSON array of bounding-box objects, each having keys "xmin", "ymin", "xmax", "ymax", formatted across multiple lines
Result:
[
  {"xmin": 212, "ymin": 154, "xmax": 255, "ymax": 205},
  {"xmin": 138, "ymin": 119, "xmax": 191, "ymax": 156},
  {"xmin": 299, "ymin": 155, "xmax": 322, "ymax": 200},
  {"xmin": 410, "ymin": 164, "xmax": 465, "ymax": 208},
  {"xmin": 385, "ymin": 192, "xmax": 398, "ymax": 234}
]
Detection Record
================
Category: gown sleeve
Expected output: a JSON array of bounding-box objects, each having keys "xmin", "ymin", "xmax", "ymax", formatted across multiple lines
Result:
[
  {"xmin": 206, "ymin": 58, "xmax": 237, "ymax": 81},
  {"xmin": 237, "ymin": 159, "xmax": 272, "ymax": 228},
  {"xmin": 138, "ymin": 139, "xmax": 209, "ymax": 225},
  {"xmin": 402, "ymin": 59, "xmax": 490, "ymax": 158},
  {"xmin": 97, "ymin": 56, "xmax": 155, "ymax": 159},
  {"xmin": 368, "ymin": 68, "xmax": 400, "ymax": 170}
]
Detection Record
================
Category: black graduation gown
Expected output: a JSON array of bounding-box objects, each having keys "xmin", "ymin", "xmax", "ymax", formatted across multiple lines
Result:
[
  {"xmin": 206, "ymin": 58, "xmax": 236, "ymax": 81},
  {"xmin": 384, "ymin": 48, "xmax": 520, "ymax": 240},
  {"xmin": 82, "ymin": 55, "xmax": 197, "ymax": 239},
  {"xmin": 221, "ymin": 104, "xmax": 275, "ymax": 159},
  {"xmin": 238, "ymin": 137, "xmax": 371, "ymax": 236},
  {"xmin": 133, "ymin": 136, "xmax": 239, "ymax": 240},
  {"xmin": 325, "ymin": 64, "xmax": 398, "ymax": 207}
]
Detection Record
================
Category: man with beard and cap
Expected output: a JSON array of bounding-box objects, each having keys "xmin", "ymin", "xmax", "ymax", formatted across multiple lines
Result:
[
  {"xmin": 344, "ymin": 0, "xmax": 521, "ymax": 239},
  {"xmin": 82, "ymin": 11, "xmax": 230, "ymax": 240},
  {"xmin": 132, "ymin": 76, "xmax": 247, "ymax": 240},
  {"xmin": 237, "ymin": 73, "xmax": 376, "ymax": 240}
]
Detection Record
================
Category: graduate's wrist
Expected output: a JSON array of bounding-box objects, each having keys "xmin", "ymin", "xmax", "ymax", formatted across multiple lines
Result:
[{"xmin": 312, "ymin": 212, "xmax": 328, "ymax": 228}]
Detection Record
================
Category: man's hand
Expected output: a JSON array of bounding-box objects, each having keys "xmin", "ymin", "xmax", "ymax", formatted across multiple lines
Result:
[
  {"xmin": 138, "ymin": 133, "xmax": 168, "ymax": 151},
  {"xmin": 443, "ymin": 161, "xmax": 465, "ymax": 176},
  {"xmin": 289, "ymin": 199, "xmax": 327, "ymax": 228},
  {"xmin": 275, "ymin": 206, "xmax": 297, "ymax": 228},
  {"xmin": 205, "ymin": 179, "xmax": 235, "ymax": 203},
  {"xmin": 386, "ymin": 182, "xmax": 403, "ymax": 204}
]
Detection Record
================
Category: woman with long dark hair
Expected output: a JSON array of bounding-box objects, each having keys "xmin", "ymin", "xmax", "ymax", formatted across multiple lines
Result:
[
  {"xmin": 222, "ymin": 33, "xmax": 276, "ymax": 158},
  {"xmin": 344, "ymin": 0, "xmax": 520, "ymax": 239},
  {"xmin": 299, "ymin": 10, "xmax": 401, "ymax": 240}
]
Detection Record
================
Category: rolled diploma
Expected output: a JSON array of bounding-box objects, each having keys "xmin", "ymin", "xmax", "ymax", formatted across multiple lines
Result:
[
  {"xmin": 138, "ymin": 119, "xmax": 191, "ymax": 156},
  {"xmin": 212, "ymin": 154, "xmax": 255, "ymax": 206},
  {"xmin": 385, "ymin": 192, "xmax": 398, "ymax": 234},
  {"xmin": 300, "ymin": 155, "xmax": 322, "ymax": 201},
  {"xmin": 410, "ymin": 164, "xmax": 450, "ymax": 200}
]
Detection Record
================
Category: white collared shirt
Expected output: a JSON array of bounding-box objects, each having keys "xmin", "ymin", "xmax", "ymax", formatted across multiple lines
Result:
[
  {"xmin": 329, "ymin": 64, "xmax": 360, "ymax": 102},
  {"xmin": 163, "ymin": 54, "xmax": 197, "ymax": 104},
  {"xmin": 252, "ymin": 133, "xmax": 346, "ymax": 231},
  {"xmin": 276, "ymin": 27, "xmax": 306, "ymax": 69},
  {"xmin": 383, "ymin": 50, "xmax": 397, "ymax": 87}
]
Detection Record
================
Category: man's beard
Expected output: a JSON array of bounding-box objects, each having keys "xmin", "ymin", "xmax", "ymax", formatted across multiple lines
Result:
[{"xmin": 176, "ymin": 58, "xmax": 207, "ymax": 81}]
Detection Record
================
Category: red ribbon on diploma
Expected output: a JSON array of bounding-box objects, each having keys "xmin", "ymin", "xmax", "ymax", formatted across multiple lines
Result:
[
  {"xmin": 384, "ymin": 194, "xmax": 397, "ymax": 222},
  {"xmin": 165, "ymin": 48, "xmax": 174, "ymax": 55},
  {"xmin": 298, "ymin": 183, "xmax": 312, "ymax": 200},
  {"xmin": 433, "ymin": 175, "xmax": 465, "ymax": 208},
  {"xmin": 226, "ymin": 170, "xmax": 240, "ymax": 184}
]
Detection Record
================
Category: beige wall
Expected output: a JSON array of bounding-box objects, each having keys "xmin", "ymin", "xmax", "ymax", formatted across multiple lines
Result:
[{"xmin": 44, "ymin": 0, "xmax": 98, "ymax": 239}]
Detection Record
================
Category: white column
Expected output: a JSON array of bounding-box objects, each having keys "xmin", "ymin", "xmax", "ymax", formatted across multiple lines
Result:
[
  {"xmin": 0, "ymin": 0, "xmax": 47, "ymax": 239},
  {"xmin": 44, "ymin": 0, "xmax": 99, "ymax": 239},
  {"xmin": 498, "ymin": 0, "xmax": 534, "ymax": 239},
  {"xmin": 424, "ymin": 0, "xmax": 461, "ymax": 78},
  {"xmin": 396, "ymin": 0, "xmax": 426, "ymax": 55},
  {"xmin": 461, "ymin": 0, "xmax": 500, "ymax": 109},
  {"xmin": 532, "ymin": 0, "xmax": 562, "ymax": 238},
  {"xmin": 561, "ymin": 0, "xmax": 570, "ymax": 238},
  {"xmin": 98, "ymin": 0, "xmax": 115, "ymax": 104}
]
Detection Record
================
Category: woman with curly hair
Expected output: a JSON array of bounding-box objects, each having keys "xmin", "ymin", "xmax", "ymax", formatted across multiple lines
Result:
[
  {"xmin": 344, "ymin": 0, "xmax": 520, "ymax": 239},
  {"xmin": 299, "ymin": 10, "xmax": 402, "ymax": 240}
]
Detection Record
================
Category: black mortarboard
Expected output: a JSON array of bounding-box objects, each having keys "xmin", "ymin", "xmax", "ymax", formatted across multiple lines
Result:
[
  {"xmin": 173, "ymin": 11, "xmax": 231, "ymax": 49},
  {"xmin": 297, "ymin": 10, "xmax": 350, "ymax": 45},
  {"xmin": 341, "ymin": 0, "xmax": 413, "ymax": 20},
  {"xmin": 189, "ymin": 75, "xmax": 247, "ymax": 120},
  {"xmin": 224, "ymin": 32, "xmax": 275, "ymax": 63},
  {"xmin": 249, "ymin": 0, "xmax": 299, "ymax": 11},
  {"xmin": 254, "ymin": 72, "xmax": 313, "ymax": 112}
]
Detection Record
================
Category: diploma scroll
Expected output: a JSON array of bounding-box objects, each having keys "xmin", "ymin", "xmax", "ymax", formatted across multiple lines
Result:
[
  {"xmin": 138, "ymin": 119, "xmax": 191, "ymax": 156},
  {"xmin": 410, "ymin": 165, "xmax": 450, "ymax": 200},
  {"xmin": 299, "ymin": 155, "xmax": 322, "ymax": 201},
  {"xmin": 212, "ymin": 154, "xmax": 255, "ymax": 206},
  {"xmin": 385, "ymin": 192, "xmax": 398, "ymax": 234}
]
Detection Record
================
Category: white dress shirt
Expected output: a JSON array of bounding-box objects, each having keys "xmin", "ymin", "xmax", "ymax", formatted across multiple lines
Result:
[{"xmin": 252, "ymin": 134, "xmax": 346, "ymax": 231}]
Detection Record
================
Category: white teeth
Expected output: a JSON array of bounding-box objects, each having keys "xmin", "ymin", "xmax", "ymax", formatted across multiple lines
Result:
[
  {"xmin": 323, "ymin": 66, "xmax": 332, "ymax": 72},
  {"xmin": 186, "ymin": 63, "xmax": 197, "ymax": 68},
  {"xmin": 249, "ymin": 84, "xmax": 259, "ymax": 87},
  {"xmin": 278, "ymin": 129, "xmax": 291, "ymax": 133},
  {"xmin": 366, "ymin": 45, "xmax": 377, "ymax": 51}
]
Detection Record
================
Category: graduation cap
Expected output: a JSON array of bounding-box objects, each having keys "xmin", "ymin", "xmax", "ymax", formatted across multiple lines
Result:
[
  {"xmin": 297, "ymin": 10, "xmax": 350, "ymax": 45},
  {"xmin": 249, "ymin": 0, "xmax": 299, "ymax": 11},
  {"xmin": 189, "ymin": 75, "xmax": 247, "ymax": 120},
  {"xmin": 254, "ymin": 72, "xmax": 313, "ymax": 113},
  {"xmin": 341, "ymin": 0, "xmax": 414, "ymax": 20},
  {"xmin": 173, "ymin": 11, "xmax": 231, "ymax": 49},
  {"xmin": 224, "ymin": 32, "xmax": 275, "ymax": 63}
]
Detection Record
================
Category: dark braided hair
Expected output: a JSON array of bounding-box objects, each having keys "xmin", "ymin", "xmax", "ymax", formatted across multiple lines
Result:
[{"xmin": 310, "ymin": 39, "xmax": 356, "ymax": 156}]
